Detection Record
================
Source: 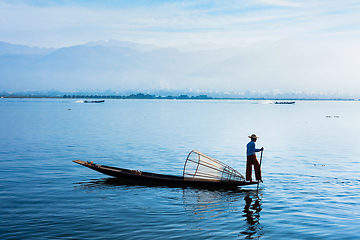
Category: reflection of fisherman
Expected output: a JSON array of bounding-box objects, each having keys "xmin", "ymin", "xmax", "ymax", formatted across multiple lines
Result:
[
  {"xmin": 241, "ymin": 194, "xmax": 262, "ymax": 239},
  {"xmin": 246, "ymin": 134, "xmax": 264, "ymax": 182}
]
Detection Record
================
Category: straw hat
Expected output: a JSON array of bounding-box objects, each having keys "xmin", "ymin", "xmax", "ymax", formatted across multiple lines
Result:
[{"xmin": 248, "ymin": 134, "xmax": 259, "ymax": 139}]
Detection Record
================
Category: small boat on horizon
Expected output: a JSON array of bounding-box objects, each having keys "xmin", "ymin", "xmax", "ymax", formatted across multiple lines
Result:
[
  {"xmin": 83, "ymin": 100, "xmax": 105, "ymax": 103},
  {"xmin": 274, "ymin": 101, "xmax": 295, "ymax": 104}
]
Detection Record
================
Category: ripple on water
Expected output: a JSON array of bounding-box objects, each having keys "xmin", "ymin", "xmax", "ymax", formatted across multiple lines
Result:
[{"xmin": 1, "ymin": 99, "xmax": 360, "ymax": 239}]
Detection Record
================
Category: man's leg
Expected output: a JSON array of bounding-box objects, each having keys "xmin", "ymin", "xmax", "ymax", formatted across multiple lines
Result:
[
  {"xmin": 253, "ymin": 156, "xmax": 262, "ymax": 181},
  {"xmin": 246, "ymin": 155, "xmax": 253, "ymax": 181}
]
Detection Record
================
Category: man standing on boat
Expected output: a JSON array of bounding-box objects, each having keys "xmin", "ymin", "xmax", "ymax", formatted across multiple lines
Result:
[{"xmin": 246, "ymin": 134, "xmax": 263, "ymax": 182}]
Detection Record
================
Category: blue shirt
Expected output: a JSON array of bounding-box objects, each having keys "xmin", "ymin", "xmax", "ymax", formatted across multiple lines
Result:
[{"xmin": 246, "ymin": 140, "xmax": 261, "ymax": 156}]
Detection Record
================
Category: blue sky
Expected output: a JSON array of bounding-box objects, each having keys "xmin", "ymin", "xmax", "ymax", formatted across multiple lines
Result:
[{"xmin": 1, "ymin": 0, "xmax": 360, "ymax": 47}]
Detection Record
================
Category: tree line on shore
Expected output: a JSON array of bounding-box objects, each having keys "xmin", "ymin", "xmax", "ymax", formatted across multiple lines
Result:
[
  {"xmin": 2, "ymin": 92, "xmax": 357, "ymax": 101},
  {"xmin": 62, "ymin": 93, "xmax": 213, "ymax": 100}
]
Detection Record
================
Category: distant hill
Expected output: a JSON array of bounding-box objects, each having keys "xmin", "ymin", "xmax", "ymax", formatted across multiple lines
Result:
[
  {"xmin": 0, "ymin": 41, "xmax": 243, "ymax": 92},
  {"xmin": 1, "ymin": 38, "xmax": 359, "ymax": 96},
  {"xmin": 0, "ymin": 41, "xmax": 57, "ymax": 55},
  {"xmin": 84, "ymin": 39, "xmax": 160, "ymax": 51}
]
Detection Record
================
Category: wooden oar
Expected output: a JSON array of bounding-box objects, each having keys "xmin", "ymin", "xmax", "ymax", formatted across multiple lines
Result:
[{"xmin": 257, "ymin": 150, "xmax": 263, "ymax": 191}]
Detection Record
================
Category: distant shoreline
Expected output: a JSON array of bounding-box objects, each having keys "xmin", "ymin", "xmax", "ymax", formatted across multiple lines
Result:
[{"xmin": 1, "ymin": 93, "xmax": 358, "ymax": 101}]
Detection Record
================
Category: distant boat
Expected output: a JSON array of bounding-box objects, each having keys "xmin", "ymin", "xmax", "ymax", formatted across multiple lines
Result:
[
  {"xmin": 83, "ymin": 100, "xmax": 105, "ymax": 103},
  {"xmin": 275, "ymin": 101, "xmax": 295, "ymax": 104}
]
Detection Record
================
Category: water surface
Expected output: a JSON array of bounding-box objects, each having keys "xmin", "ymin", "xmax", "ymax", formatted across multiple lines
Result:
[{"xmin": 1, "ymin": 99, "xmax": 359, "ymax": 239}]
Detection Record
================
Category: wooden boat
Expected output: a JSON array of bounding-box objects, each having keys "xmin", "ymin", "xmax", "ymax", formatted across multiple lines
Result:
[
  {"xmin": 73, "ymin": 150, "xmax": 259, "ymax": 188},
  {"xmin": 84, "ymin": 100, "xmax": 105, "ymax": 103},
  {"xmin": 274, "ymin": 101, "xmax": 295, "ymax": 104}
]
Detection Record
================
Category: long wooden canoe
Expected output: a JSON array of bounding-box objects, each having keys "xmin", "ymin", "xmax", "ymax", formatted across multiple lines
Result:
[
  {"xmin": 83, "ymin": 100, "xmax": 105, "ymax": 103},
  {"xmin": 73, "ymin": 160, "xmax": 258, "ymax": 188}
]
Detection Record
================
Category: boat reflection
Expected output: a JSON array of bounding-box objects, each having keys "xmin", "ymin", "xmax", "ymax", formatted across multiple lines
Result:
[{"xmin": 74, "ymin": 178, "xmax": 263, "ymax": 239}]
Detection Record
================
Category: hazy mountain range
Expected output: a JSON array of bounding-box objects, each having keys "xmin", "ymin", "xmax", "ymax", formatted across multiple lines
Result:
[
  {"xmin": 1, "ymin": 38, "xmax": 359, "ymax": 98},
  {"xmin": 0, "ymin": 40, "xmax": 250, "ymax": 93}
]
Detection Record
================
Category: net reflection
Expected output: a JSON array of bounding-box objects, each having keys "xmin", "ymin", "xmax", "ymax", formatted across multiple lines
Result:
[{"xmin": 182, "ymin": 188, "xmax": 244, "ymax": 219}]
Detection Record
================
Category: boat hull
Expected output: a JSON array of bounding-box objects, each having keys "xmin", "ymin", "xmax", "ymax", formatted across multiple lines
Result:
[
  {"xmin": 275, "ymin": 101, "xmax": 295, "ymax": 104},
  {"xmin": 73, "ymin": 160, "xmax": 258, "ymax": 188},
  {"xmin": 84, "ymin": 100, "xmax": 105, "ymax": 103}
]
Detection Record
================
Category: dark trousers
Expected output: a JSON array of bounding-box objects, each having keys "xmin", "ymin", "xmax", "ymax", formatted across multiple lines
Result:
[{"xmin": 246, "ymin": 154, "xmax": 261, "ymax": 181}]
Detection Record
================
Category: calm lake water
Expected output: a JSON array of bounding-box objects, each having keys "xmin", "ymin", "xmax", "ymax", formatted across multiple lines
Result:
[{"xmin": 1, "ymin": 98, "xmax": 360, "ymax": 239}]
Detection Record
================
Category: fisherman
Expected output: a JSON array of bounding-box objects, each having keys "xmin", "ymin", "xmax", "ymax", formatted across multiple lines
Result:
[{"xmin": 246, "ymin": 134, "xmax": 264, "ymax": 182}]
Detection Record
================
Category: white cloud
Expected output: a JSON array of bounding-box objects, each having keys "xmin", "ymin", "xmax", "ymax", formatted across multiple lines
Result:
[{"xmin": 0, "ymin": 1, "xmax": 360, "ymax": 47}]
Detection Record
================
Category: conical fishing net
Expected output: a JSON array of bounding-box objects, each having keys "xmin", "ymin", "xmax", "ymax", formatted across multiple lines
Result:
[{"xmin": 183, "ymin": 150, "xmax": 245, "ymax": 182}]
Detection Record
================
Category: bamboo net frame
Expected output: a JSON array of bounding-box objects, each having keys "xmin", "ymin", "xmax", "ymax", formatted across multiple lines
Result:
[{"xmin": 183, "ymin": 150, "xmax": 245, "ymax": 182}]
